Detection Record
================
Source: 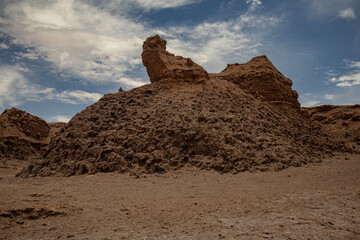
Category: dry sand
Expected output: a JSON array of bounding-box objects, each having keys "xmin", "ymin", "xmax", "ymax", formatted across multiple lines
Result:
[{"xmin": 1, "ymin": 153, "xmax": 359, "ymax": 239}]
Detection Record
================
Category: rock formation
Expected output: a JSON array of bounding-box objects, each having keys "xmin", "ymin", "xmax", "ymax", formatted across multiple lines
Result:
[
  {"xmin": 142, "ymin": 36, "xmax": 299, "ymax": 107},
  {"xmin": 0, "ymin": 108, "xmax": 66, "ymax": 164},
  {"xmin": 214, "ymin": 55, "xmax": 300, "ymax": 107},
  {"xmin": 0, "ymin": 108, "xmax": 50, "ymax": 162},
  {"xmin": 18, "ymin": 35, "xmax": 346, "ymax": 177},
  {"xmin": 142, "ymin": 35, "xmax": 209, "ymax": 83},
  {"xmin": 305, "ymin": 105, "xmax": 360, "ymax": 152}
]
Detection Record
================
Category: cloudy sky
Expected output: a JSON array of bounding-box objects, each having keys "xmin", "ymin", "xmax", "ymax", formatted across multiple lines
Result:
[{"xmin": 0, "ymin": 0, "xmax": 359, "ymax": 122}]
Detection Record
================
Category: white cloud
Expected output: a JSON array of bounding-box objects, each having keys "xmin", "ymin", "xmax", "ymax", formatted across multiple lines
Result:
[
  {"xmin": 300, "ymin": 98, "xmax": 320, "ymax": 107},
  {"xmin": 0, "ymin": 65, "xmax": 102, "ymax": 108},
  {"xmin": 245, "ymin": 0, "xmax": 262, "ymax": 11},
  {"xmin": 338, "ymin": 8, "xmax": 356, "ymax": 19},
  {"xmin": 0, "ymin": 42, "xmax": 9, "ymax": 49},
  {"xmin": 0, "ymin": 0, "xmax": 279, "ymax": 88},
  {"xmin": 88, "ymin": 0, "xmax": 201, "ymax": 12},
  {"xmin": 45, "ymin": 90, "xmax": 102, "ymax": 105},
  {"xmin": 14, "ymin": 49, "xmax": 41, "ymax": 61},
  {"xmin": 47, "ymin": 115, "xmax": 71, "ymax": 123},
  {"xmin": 135, "ymin": 0, "xmax": 200, "ymax": 9},
  {"xmin": 14, "ymin": 64, "xmax": 30, "ymax": 73},
  {"xmin": 302, "ymin": 0, "xmax": 359, "ymax": 20},
  {"xmin": 300, "ymin": 88, "xmax": 360, "ymax": 107},
  {"xmin": 329, "ymin": 60, "xmax": 360, "ymax": 87},
  {"xmin": 165, "ymin": 14, "xmax": 280, "ymax": 72},
  {"xmin": 300, "ymin": 90, "xmax": 360, "ymax": 106},
  {"xmin": 325, "ymin": 69, "xmax": 337, "ymax": 77},
  {"xmin": 0, "ymin": 65, "xmax": 29, "ymax": 107},
  {"xmin": 1, "ymin": 0, "xmax": 149, "ymax": 87},
  {"xmin": 349, "ymin": 61, "xmax": 360, "ymax": 68},
  {"xmin": 116, "ymin": 77, "xmax": 148, "ymax": 87},
  {"xmin": 323, "ymin": 94, "xmax": 335, "ymax": 100}
]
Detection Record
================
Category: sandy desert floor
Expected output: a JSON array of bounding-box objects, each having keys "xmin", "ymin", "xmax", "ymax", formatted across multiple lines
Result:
[{"xmin": 1, "ymin": 154, "xmax": 359, "ymax": 240}]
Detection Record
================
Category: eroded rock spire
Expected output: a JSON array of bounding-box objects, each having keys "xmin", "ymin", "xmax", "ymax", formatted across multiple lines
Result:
[{"xmin": 141, "ymin": 35, "xmax": 209, "ymax": 83}]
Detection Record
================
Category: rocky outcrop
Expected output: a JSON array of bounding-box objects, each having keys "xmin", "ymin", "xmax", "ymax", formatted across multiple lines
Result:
[
  {"xmin": 0, "ymin": 108, "xmax": 50, "ymax": 161},
  {"xmin": 0, "ymin": 108, "xmax": 50, "ymax": 142},
  {"xmin": 17, "ymin": 35, "xmax": 344, "ymax": 177},
  {"xmin": 0, "ymin": 108, "xmax": 66, "ymax": 162},
  {"xmin": 142, "ymin": 35, "xmax": 209, "ymax": 83},
  {"xmin": 304, "ymin": 105, "xmax": 360, "ymax": 152},
  {"xmin": 214, "ymin": 55, "xmax": 300, "ymax": 107},
  {"xmin": 142, "ymin": 35, "xmax": 299, "ymax": 107}
]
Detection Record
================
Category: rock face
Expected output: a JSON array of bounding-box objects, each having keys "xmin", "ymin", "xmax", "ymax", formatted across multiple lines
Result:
[
  {"xmin": 142, "ymin": 35, "xmax": 209, "ymax": 83},
  {"xmin": 142, "ymin": 36, "xmax": 299, "ymax": 107},
  {"xmin": 18, "ymin": 35, "xmax": 345, "ymax": 177},
  {"xmin": 0, "ymin": 108, "xmax": 50, "ymax": 141},
  {"xmin": 0, "ymin": 108, "xmax": 50, "ymax": 161},
  {"xmin": 214, "ymin": 56, "xmax": 300, "ymax": 107},
  {"xmin": 48, "ymin": 122, "xmax": 67, "ymax": 138},
  {"xmin": 304, "ymin": 105, "xmax": 360, "ymax": 152},
  {"xmin": 0, "ymin": 108, "xmax": 67, "ymax": 165}
]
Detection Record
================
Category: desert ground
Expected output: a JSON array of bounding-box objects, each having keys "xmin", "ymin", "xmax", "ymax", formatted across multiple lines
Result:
[{"xmin": 1, "ymin": 153, "xmax": 359, "ymax": 240}]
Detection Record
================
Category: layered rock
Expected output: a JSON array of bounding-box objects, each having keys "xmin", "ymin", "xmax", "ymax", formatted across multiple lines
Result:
[
  {"xmin": 18, "ymin": 35, "xmax": 344, "ymax": 177},
  {"xmin": 214, "ymin": 55, "xmax": 300, "ymax": 107},
  {"xmin": 0, "ymin": 108, "xmax": 67, "ymax": 164},
  {"xmin": 142, "ymin": 35, "xmax": 209, "ymax": 83},
  {"xmin": 0, "ymin": 108, "xmax": 50, "ymax": 161},
  {"xmin": 0, "ymin": 108, "xmax": 50, "ymax": 141}
]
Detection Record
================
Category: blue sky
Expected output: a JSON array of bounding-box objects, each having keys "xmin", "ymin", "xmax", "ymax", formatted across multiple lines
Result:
[{"xmin": 0, "ymin": 0, "xmax": 359, "ymax": 122}]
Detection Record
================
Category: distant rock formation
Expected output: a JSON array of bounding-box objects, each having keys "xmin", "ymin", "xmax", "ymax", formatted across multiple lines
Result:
[
  {"xmin": 0, "ymin": 108, "xmax": 66, "ymax": 162},
  {"xmin": 0, "ymin": 108, "xmax": 49, "ymax": 161},
  {"xmin": 142, "ymin": 35, "xmax": 209, "ymax": 83},
  {"xmin": 18, "ymin": 35, "xmax": 346, "ymax": 177},
  {"xmin": 304, "ymin": 105, "xmax": 360, "ymax": 152},
  {"xmin": 0, "ymin": 108, "xmax": 50, "ymax": 142}
]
